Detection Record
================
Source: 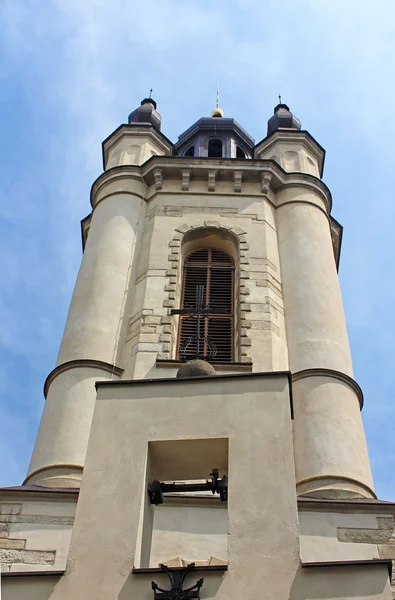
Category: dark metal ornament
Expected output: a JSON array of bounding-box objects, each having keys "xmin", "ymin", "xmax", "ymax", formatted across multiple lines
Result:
[
  {"xmin": 148, "ymin": 469, "xmax": 228, "ymax": 505},
  {"xmin": 151, "ymin": 563, "xmax": 204, "ymax": 600},
  {"xmin": 171, "ymin": 285, "xmax": 228, "ymax": 360}
]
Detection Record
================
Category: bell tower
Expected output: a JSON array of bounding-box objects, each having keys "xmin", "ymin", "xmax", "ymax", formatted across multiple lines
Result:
[{"xmin": 6, "ymin": 96, "xmax": 392, "ymax": 600}]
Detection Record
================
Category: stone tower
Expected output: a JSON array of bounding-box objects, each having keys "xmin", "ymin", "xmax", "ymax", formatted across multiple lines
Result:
[{"xmin": 1, "ymin": 98, "xmax": 394, "ymax": 600}]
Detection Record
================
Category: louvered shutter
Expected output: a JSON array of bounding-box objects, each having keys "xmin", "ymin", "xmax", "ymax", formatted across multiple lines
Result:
[{"xmin": 177, "ymin": 249, "xmax": 234, "ymax": 362}]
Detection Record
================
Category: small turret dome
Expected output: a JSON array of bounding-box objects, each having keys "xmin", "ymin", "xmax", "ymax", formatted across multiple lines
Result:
[
  {"xmin": 267, "ymin": 103, "xmax": 301, "ymax": 136},
  {"xmin": 211, "ymin": 107, "xmax": 224, "ymax": 118},
  {"xmin": 128, "ymin": 97, "xmax": 162, "ymax": 131}
]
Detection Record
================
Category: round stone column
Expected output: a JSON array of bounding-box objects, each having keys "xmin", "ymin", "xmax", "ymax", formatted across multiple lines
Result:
[
  {"xmin": 276, "ymin": 186, "xmax": 374, "ymax": 498},
  {"xmin": 25, "ymin": 169, "xmax": 145, "ymax": 487}
]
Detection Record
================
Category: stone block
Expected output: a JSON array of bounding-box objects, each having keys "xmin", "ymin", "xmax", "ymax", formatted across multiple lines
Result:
[
  {"xmin": 0, "ymin": 539, "xmax": 25, "ymax": 550},
  {"xmin": 0, "ymin": 505, "xmax": 21, "ymax": 516},
  {"xmin": 144, "ymin": 316, "xmax": 162, "ymax": 325},
  {"xmin": 163, "ymin": 325, "xmax": 172, "ymax": 334},
  {"xmin": 160, "ymin": 334, "xmax": 172, "ymax": 343},
  {"xmin": 163, "ymin": 300, "xmax": 174, "ymax": 308},
  {"xmin": 230, "ymin": 226, "xmax": 247, "ymax": 236},
  {"xmin": 140, "ymin": 325, "xmax": 158, "ymax": 334},
  {"xmin": 175, "ymin": 224, "xmax": 190, "ymax": 234},
  {"xmin": 0, "ymin": 549, "xmax": 55, "ymax": 565},
  {"xmin": 161, "ymin": 316, "xmax": 172, "ymax": 325},
  {"xmin": 169, "ymin": 241, "xmax": 181, "ymax": 248},
  {"xmin": 240, "ymin": 303, "xmax": 251, "ymax": 311},
  {"xmin": 139, "ymin": 334, "xmax": 160, "ymax": 344},
  {"xmin": 168, "ymin": 254, "xmax": 179, "ymax": 262},
  {"xmin": 142, "ymin": 309, "xmax": 153, "ymax": 316},
  {"xmin": 132, "ymin": 343, "xmax": 163, "ymax": 353}
]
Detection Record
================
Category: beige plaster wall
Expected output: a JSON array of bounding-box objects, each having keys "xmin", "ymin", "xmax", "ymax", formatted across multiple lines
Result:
[
  {"xmin": 276, "ymin": 189, "xmax": 352, "ymax": 375},
  {"xmin": 299, "ymin": 510, "xmax": 381, "ymax": 562},
  {"xmin": 2, "ymin": 575, "xmax": 61, "ymax": 600},
  {"xmin": 26, "ymin": 366, "xmax": 119, "ymax": 488},
  {"xmin": 48, "ymin": 373, "xmax": 300, "ymax": 600},
  {"xmin": 149, "ymin": 504, "xmax": 227, "ymax": 567},
  {"xmin": 57, "ymin": 176, "xmax": 145, "ymax": 365}
]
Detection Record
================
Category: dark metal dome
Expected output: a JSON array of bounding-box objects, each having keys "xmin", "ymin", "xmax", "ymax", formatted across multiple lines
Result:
[
  {"xmin": 267, "ymin": 103, "xmax": 301, "ymax": 136},
  {"xmin": 128, "ymin": 98, "xmax": 162, "ymax": 131}
]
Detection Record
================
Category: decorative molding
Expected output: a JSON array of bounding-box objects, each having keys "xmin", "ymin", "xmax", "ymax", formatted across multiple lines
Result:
[
  {"xmin": 181, "ymin": 169, "xmax": 191, "ymax": 191},
  {"xmin": 161, "ymin": 223, "xmax": 252, "ymax": 362},
  {"xmin": 153, "ymin": 168, "xmax": 164, "ymax": 190},
  {"xmin": 23, "ymin": 464, "xmax": 83, "ymax": 486},
  {"xmin": 292, "ymin": 368, "xmax": 364, "ymax": 410},
  {"xmin": 261, "ymin": 172, "xmax": 273, "ymax": 194},
  {"xmin": 44, "ymin": 360, "xmax": 123, "ymax": 398},
  {"xmin": 208, "ymin": 170, "xmax": 217, "ymax": 192},
  {"xmin": 296, "ymin": 474, "xmax": 376, "ymax": 499},
  {"xmin": 233, "ymin": 171, "xmax": 243, "ymax": 193}
]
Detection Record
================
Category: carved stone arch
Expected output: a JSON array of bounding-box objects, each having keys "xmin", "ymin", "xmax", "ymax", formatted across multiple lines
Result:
[{"xmin": 160, "ymin": 222, "xmax": 252, "ymax": 363}]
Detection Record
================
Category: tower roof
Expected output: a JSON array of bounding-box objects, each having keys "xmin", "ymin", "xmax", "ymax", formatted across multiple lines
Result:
[
  {"xmin": 267, "ymin": 103, "xmax": 301, "ymax": 136},
  {"xmin": 128, "ymin": 97, "xmax": 162, "ymax": 131}
]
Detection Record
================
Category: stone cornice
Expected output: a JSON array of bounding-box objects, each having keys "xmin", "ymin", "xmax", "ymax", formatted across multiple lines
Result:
[
  {"xmin": 101, "ymin": 123, "xmax": 173, "ymax": 170},
  {"xmin": 80, "ymin": 213, "xmax": 92, "ymax": 251},
  {"xmin": 141, "ymin": 156, "xmax": 333, "ymax": 213},
  {"xmin": 90, "ymin": 166, "xmax": 144, "ymax": 208},
  {"xmin": 44, "ymin": 359, "xmax": 124, "ymax": 398},
  {"xmin": 292, "ymin": 368, "xmax": 364, "ymax": 410}
]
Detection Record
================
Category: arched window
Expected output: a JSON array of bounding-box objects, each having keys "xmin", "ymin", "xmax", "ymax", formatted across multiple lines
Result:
[
  {"xmin": 185, "ymin": 145, "xmax": 195, "ymax": 157},
  {"xmin": 177, "ymin": 248, "xmax": 234, "ymax": 363},
  {"xmin": 208, "ymin": 139, "xmax": 223, "ymax": 158},
  {"xmin": 236, "ymin": 146, "xmax": 246, "ymax": 158}
]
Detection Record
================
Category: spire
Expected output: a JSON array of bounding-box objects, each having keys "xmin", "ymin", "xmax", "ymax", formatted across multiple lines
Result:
[
  {"xmin": 128, "ymin": 94, "xmax": 162, "ymax": 131},
  {"xmin": 267, "ymin": 100, "xmax": 301, "ymax": 136},
  {"xmin": 211, "ymin": 84, "xmax": 224, "ymax": 118}
]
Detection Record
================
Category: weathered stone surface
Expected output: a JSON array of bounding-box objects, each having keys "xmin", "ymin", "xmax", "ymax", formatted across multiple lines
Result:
[
  {"xmin": 0, "ymin": 538, "xmax": 26, "ymax": 550},
  {"xmin": 338, "ymin": 516, "xmax": 395, "ymax": 544},
  {"xmin": 144, "ymin": 316, "xmax": 161, "ymax": 325},
  {"xmin": 0, "ymin": 504, "xmax": 21, "ymax": 516},
  {"xmin": 0, "ymin": 549, "xmax": 55, "ymax": 565},
  {"xmin": 176, "ymin": 360, "xmax": 216, "ymax": 379}
]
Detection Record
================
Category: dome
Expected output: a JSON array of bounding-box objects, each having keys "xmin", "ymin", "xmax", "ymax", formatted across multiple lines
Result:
[
  {"xmin": 128, "ymin": 98, "xmax": 162, "ymax": 131},
  {"xmin": 211, "ymin": 107, "xmax": 224, "ymax": 118},
  {"xmin": 267, "ymin": 103, "xmax": 301, "ymax": 136}
]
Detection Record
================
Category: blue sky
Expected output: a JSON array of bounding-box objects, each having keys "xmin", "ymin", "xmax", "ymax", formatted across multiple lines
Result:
[{"xmin": 0, "ymin": 0, "xmax": 394, "ymax": 498}]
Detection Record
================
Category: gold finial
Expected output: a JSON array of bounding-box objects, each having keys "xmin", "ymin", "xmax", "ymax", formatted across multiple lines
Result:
[{"xmin": 211, "ymin": 84, "xmax": 224, "ymax": 118}]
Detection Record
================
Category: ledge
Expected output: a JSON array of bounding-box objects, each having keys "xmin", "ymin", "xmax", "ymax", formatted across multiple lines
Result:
[
  {"xmin": 132, "ymin": 565, "xmax": 227, "ymax": 574},
  {"xmin": 44, "ymin": 359, "xmax": 124, "ymax": 398},
  {"xmin": 1, "ymin": 570, "xmax": 65, "ymax": 578},
  {"xmin": 292, "ymin": 368, "xmax": 364, "ymax": 410},
  {"xmin": 156, "ymin": 359, "xmax": 253, "ymax": 373},
  {"xmin": 298, "ymin": 495, "xmax": 395, "ymax": 513},
  {"xmin": 301, "ymin": 559, "xmax": 392, "ymax": 577}
]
